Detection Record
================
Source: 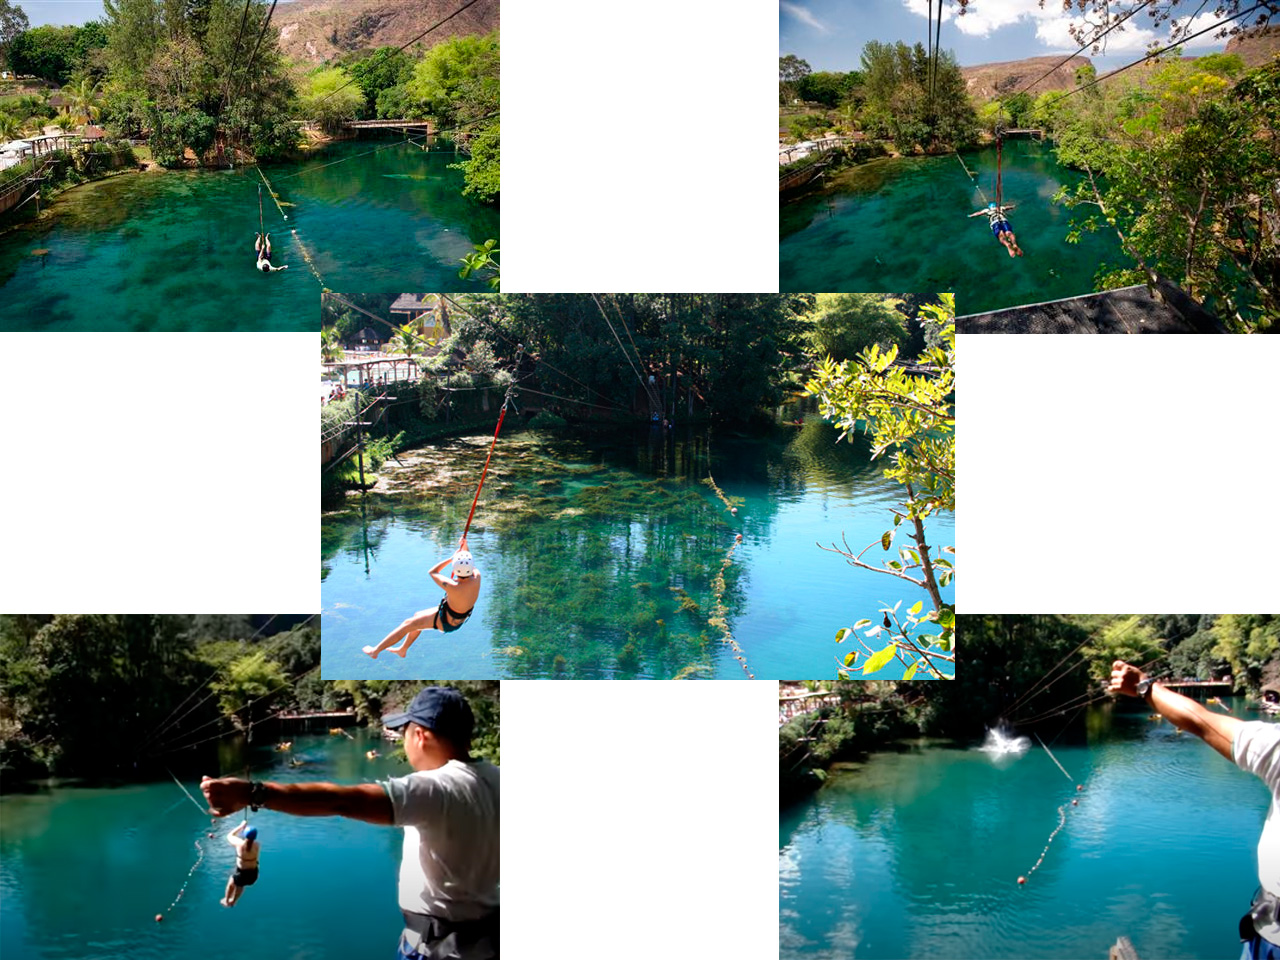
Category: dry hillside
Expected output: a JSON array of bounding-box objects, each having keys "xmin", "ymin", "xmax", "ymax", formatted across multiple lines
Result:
[
  {"xmin": 1225, "ymin": 25, "xmax": 1280, "ymax": 67},
  {"xmin": 960, "ymin": 55, "xmax": 1091, "ymax": 101},
  {"xmin": 274, "ymin": 0, "xmax": 499, "ymax": 63}
]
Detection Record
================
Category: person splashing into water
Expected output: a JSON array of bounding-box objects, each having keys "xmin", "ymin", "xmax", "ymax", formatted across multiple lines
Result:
[
  {"xmin": 221, "ymin": 821, "xmax": 259, "ymax": 907},
  {"xmin": 363, "ymin": 539, "xmax": 482, "ymax": 659},
  {"xmin": 254, "ymin": 232, "xmax": 288, "ymax": 273},
  {"xmin": 969, "ymin": 202, "xmax": 1023, "ymax": 258}
]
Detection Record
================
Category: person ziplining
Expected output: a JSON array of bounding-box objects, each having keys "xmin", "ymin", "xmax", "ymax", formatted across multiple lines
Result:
[
  {"xmin": 255, "ymin": 232, "xmax": 288, "ymax": 273},
  {"xmin": 965, "ymin": 120, "xmax": 1024, "ymax": 258},
  {"xmin": 969, "ymin": 202, "xmax": 1024, "ymax": 258},
  {"xmin": 362, "ymin": 345, "xmax": 522, "ymax": 660},
  {"xmin": 254, "ymin": 185, "xmax": 287, "ymax": 272},
  {"xmin": 220, "ymin": 820, "xmax": 260, "ymax": 907},
  {"xmin": 363, "ymin": 540, "xmax": 482, "ymax": 659}
]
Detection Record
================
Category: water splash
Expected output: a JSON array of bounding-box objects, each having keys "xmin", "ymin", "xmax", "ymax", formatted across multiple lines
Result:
[{"xmin": 977, "ymin": 727, "xmax": 1030, "ymax": 757}]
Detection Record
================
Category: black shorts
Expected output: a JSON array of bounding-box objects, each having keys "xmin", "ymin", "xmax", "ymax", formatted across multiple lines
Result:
[{"xmin": 232, "ymin": 867, "xmax": 259, "ymax": 887}]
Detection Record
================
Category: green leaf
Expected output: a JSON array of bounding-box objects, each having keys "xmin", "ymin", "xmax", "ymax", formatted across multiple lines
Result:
[
  {"xmin": 902, "ymin": 663, "xmax": 919, "ymax": 681},
  {"xmin": 835, "ymin": 627, "xmax": 848, "ymax": 643},
  {"xmin": 888, "ymin": 560, "xmax": 902, "ymax": 570},
  {"xmin": 938, "ymin": 608, "xmax": 955, "ymax": 629},
  {"xmin": 909, "ymin": 600, "xmax": 923, "ymax": 616},
  {"xmin": 881, "ymin": 530, "xmax": 892, "ymax": 550},
  {"xmin": 853, "ymin": 619, "xmax": 872, "ymax": 629},
  {"xmin": 843, "ymin": 652, "xmax": 858, "ymax": 667},
  {"xmin": 862, "ymin": 643, "xmax": 897, "ymax": 674}
]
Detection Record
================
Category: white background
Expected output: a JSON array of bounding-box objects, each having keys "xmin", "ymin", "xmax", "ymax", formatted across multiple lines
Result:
[{"xmin": 1, "ymin": 2, "xmax": 1275, "ymax": 958}]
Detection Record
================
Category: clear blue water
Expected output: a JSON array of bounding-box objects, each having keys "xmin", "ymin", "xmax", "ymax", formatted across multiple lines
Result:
[
  {"xmin": 0, "ymin": 139, "xmax": 498, "ymax": 331},
  {"xmin": 780, "ymin": 699, "xmax": 1274, "ymax": 959},
  {"xmin": 0, "ymin": 732, "xmax": 407, "ymax": 960},
  {"xmin": 780, "ymin": 139, "xmax": 1127, "ymax": 314},
  {"xmin": 321, "ymin": 420, "xmax": 955, "ymax": 680}
]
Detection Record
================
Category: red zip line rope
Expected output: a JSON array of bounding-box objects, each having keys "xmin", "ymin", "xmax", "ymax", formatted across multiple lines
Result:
[{"xmin": 458, "ymin": 345, "xmax": 523, "ymax": 545}]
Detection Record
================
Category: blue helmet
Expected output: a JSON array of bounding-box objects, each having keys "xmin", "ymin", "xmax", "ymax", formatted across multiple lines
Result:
[
  {"xmin": 988, "ymin": 202, "xmax": 997, "ymax": 210},
  {"xmin": 244, "ymin": 826, "xmax": 258, "ymax": 841}
]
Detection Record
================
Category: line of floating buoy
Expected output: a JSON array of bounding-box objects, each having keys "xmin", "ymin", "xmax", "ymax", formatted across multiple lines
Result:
[
  {"xmin": 158, "ymin": 836, "xmax": 205, "ymax": 920},
  {"xmin": 1019, "ymin": 786, "xmax": 1083, "ymax": 885},
  {"xmin": 290, "ymin": 229, "xmax": 325, "ymax": 286}
]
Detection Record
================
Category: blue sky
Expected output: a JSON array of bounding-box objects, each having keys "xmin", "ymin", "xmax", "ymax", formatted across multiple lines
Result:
[
  {"xmin": 780, "ymin": 0, "xmax": 1237, "ymax": 71},
  {"xmin": 20, "ymin": 1, "xmax": 104, "ymax": 27}
]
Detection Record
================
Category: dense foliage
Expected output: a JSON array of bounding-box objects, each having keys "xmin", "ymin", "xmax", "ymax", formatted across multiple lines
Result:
[
  {"xmin": 8, "ymin": 21, "xmax": 106, "ymax": 84},
  {"xmin": 0, "ymin": 615, "xmax": 501, "ymax": 781},
  {"xmin": 405, "ymin": 31, "xmax": 499, "ymax": 202},
  {"xmin": 807, "ymin": 296, "xmax": 955, "ymax": 679},
  {"xmin": 1052, "ymin": 56, "xmax": 1278, "ymax": 331}
]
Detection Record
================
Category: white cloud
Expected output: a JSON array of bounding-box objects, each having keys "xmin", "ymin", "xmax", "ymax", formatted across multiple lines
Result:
[
  {"xmin": 781, "ymin": 1, "xmax": 829, "ymax": 33},
  {"xmin": 900, "ymin": 0, "xmax": 1228, "ymax": 53}
]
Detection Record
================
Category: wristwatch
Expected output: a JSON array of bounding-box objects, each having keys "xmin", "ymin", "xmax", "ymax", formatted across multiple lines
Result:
[
  {"xmin": 1136, "ymin": 677, "xmax": 1155, "ymax": 703},
  {"xmin": 248, "ymin": 780, "xmax": 268, "ymax": 812}
]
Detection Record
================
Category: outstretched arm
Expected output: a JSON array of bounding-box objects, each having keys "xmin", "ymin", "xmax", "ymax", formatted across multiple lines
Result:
[
  {"xmin": 203, "ymin": 776, "xmax": 394, "ymax": 825},
  {"xmin": 1109, "ymin": 661, "xmax": 1242, "ymax": 761},
  {"xmin": 967, "ymin": 210, "xmax": 989, "ymax": 218}
]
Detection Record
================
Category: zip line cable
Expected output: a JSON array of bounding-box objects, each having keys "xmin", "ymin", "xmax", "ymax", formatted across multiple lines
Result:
[
  {"xmin": 137, "ymin": 616, "xmax": 318, "ymax": 755},
  {"xmin": 166, "ymin": 765, "xmax": 210, "ymax": 815},
  {"xmin": 1007, "ymin": 0, "xmax": 1161, "ymax": 101},
  {"xmin": 606, "ymin": 294, "xmax": 660, "ymax": 408},
  {"xmin": 227, "ymin": 0, "xmax": 278, "ymax": 110},
  {"xmin": 136, "ymin": 615, "xmax": 283, "ymax": 752},
  {"xmin": 148, "ymin": 665, "xmax": 322, "ymax": 758},
  {"xmin": 1003, "ymin": 635, "xmax": 1096, "ymax": 718},
  {"xmin": 590, "ymin": 293, "xmax": 650, "ymax": 395},
  {"xmin": 1034, "ymin": 732, "xmax": 1076, "ymax": 783},
  {"xmin": 440, "ymin": 295, "xmax": 629, "ymax": 412},
  {"xmin": 223, "ymin": 0, "xmax": 253, "ymax": 108},
  {"xmin": 1041, "ymin": 2, "xmax": 1266, "ymax": 110}
]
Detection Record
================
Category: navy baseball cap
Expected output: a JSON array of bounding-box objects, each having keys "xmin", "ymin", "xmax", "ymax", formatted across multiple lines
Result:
[{"xmin": 381, "ymin": 686, "xmax": 474, "ymax": 743}]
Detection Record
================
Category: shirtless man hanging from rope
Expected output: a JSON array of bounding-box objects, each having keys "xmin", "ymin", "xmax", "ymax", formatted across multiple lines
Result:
[
  {"xmin": 969, "ymin": 202, "xmax": 1024, "ymax": 258},
  {"xmin": 363, "ymin": 540, "xmax": 482, "ymax": 659},
  {"xmin": 255, "ymin": 232, "xmax": 288, "ymax": 273}
]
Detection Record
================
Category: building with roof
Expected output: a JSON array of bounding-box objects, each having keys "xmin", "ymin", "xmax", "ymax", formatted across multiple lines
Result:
[{"xmin": 956, "ymin": 280, "xmax": 1226, "ymax": 334}]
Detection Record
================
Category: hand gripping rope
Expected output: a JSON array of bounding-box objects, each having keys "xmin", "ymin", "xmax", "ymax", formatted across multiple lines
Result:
[{"xmin": 458, "ymin": 345, "xmax": 523, "ymax": 544}]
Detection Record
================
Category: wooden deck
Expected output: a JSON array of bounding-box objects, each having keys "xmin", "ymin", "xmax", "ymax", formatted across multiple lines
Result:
[{"xmin": 343, "ymin": 119, "xmax": 432, "ymax": 132}]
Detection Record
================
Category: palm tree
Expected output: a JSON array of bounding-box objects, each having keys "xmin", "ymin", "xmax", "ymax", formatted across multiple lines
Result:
[
  {"xmin": 61, "ymin": 75, "xmax": 102, "ymax": 128},
  {"xmin": 0, "ymin": 113, "xmax": 19, "ymax": 141},
  {"xmin": 320, "ymin": 326, "xmax": 344, "ymax": 362},
  {"xmin": 388, "ymin": 323, "xmax": 423, "ymax": 381}
]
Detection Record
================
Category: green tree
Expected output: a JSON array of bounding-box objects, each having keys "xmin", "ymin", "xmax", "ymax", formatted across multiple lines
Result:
[
  {"xmin": 1055, "ymin": 57, "xmax": 1280, "ymax": 330},
  {"xmin": 297, "ymin": 65, "xmax": 364, "ymax": 134},
  {"xmin": 407, "ymin": 31, "xmax": 499, "ymax": 202},
  {"xmin": 860, "ymin": 40, "xmax": 976, "ymax": 150},
  {"xmin": 61, "ymin": 73, "xmax": 103, "ymax": 125},
  {"xmin": 807, "ymin": 296, "xmax": 955, "ymax": 679},
  {"xmin": 347, "ymin": 45, "xmax": 413, "ymax": 114},
  {"xmin": 0, "ymin": 0, "xmax": 29, "ymax": 72},
  {"xmin": 1212, "ymin": 615, "xmax": 1280, "ymax": 690},
  {"xmin": 779, "ymin": 53, "xmax": 811, "ymax": 104},
  {"xmin": 321, "ymin": 325, "xmax": 345, "ymax": 362},
  {"xmin": 807, "ymin": 293, "xmax": 910, "ymax": 361},
  {"xmin": 209, "ymin": 650, "xmax": 289, "ymax": 729}
]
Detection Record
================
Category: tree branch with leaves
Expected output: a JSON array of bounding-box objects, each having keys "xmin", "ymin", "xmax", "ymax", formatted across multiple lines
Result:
[{"xmin": 806, "ymin": 295, "xmax": 955, "ymax": 680}]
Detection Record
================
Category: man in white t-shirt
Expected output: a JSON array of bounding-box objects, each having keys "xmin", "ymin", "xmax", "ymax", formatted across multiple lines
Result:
[
  {"xmin": 200, "ymin": 686, "xmax": 499, "ymax": 958},
  {"xmin": 1111, "ymin": 661, "xmax": 1280, "ymax": 960}
]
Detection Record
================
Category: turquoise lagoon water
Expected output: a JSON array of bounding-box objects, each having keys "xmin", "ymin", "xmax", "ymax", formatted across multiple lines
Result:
[
  {"xmin": 780, "ymin": 700, "xmax": 1274, "ymax": 959},
  {"xmin": 321, "ymin": 420, "xmax": 955, "ymax": 680},
  {"xmin": 780, "ymin": 139, "xmax": 1127, "ymax": 314},
  {"xmin": 0, "ymin": 732, "xmax": 408, "ymax": 960},
  {"xmin": 0, "ymin": 139, "xmax": 498, "ymax": 330}
]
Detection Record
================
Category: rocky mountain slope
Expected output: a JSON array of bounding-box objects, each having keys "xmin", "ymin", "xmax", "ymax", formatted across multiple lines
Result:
[{"xmin": 274, "ymin": 0, "xmax": 499, "ymax": 63}]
